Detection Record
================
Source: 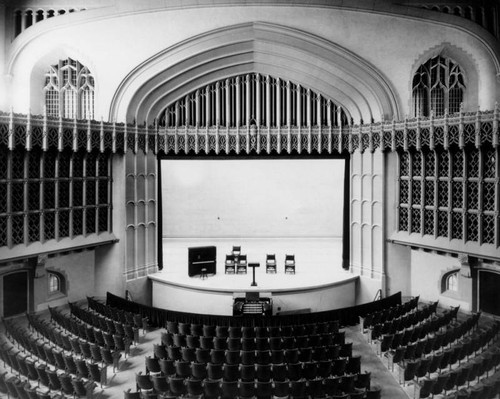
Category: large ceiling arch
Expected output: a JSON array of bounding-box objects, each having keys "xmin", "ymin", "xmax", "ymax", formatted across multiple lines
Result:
[{"xmin": 110, "ymin": 22, "xmax": 402, "ymax": 124}]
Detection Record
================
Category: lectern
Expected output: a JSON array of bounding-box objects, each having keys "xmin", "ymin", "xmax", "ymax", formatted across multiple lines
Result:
[{"xmin": 249, "ymin": 262, "xmax": 259, "ymax": 286}]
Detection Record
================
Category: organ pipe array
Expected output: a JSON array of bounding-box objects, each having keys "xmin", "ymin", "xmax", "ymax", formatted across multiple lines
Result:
[{"xmin": 161, "ymin": 73, "xmax": 349, "ymax": 129}]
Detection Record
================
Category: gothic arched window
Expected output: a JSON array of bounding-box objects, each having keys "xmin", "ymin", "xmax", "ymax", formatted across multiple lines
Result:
[
  {"xmin": 43, "ymin": 58, "xmax": 95, "ymax": 120},
  {"xmin": 441, "ymin": 269, "xmax": 459, "ymax": 293},
  {"xmin": 412, "ymin": 56, "xmax": 465, "ymax": 117},
  {"xmin": 48, "ymin": 271, "xmax": 66, "ymax": 295}
]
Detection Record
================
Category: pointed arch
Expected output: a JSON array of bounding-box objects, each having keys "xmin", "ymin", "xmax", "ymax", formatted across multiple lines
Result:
[{"xmin": 110, "ymin": 22, "xmax": 401, "ymax": 125}]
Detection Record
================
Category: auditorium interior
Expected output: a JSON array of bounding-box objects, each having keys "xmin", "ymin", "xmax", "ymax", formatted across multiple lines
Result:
[{"xmin": 0, "ymin": 0, "xmax": 500, "ymax": 398}]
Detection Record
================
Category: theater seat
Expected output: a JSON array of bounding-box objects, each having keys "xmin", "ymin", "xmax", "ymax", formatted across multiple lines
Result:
[
  {"xmin": 284, "ymin": 254, "xmax": 295, "ymax": 274},
  {"xmin": 225, "ymin": 255, "xmax": 236, "ymax": 274},
  {"xmin": 266, "ymin": 254, "xmax": 277, "ymax": 274}
]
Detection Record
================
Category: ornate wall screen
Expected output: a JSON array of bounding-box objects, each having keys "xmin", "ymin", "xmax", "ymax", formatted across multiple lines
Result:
[
  {"xmin": 159, "ymin": 73, "xmax": 349, "ymax": 129},
  {"xmin": 0, "ymin": 106, "xmax": 498, "ymax": 156}
]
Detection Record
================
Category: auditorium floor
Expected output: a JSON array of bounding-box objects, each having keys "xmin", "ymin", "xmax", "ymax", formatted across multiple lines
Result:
[
  {"xmin": 0, "ymin": 309, "xmax": 411, "ymax": 399},
  {"xmin": 81, "ymin": 323, "xmax": 409, "ymax": 399}
]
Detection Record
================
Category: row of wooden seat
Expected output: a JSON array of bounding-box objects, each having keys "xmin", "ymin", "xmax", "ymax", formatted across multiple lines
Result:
[
  {"xmin": 370, "ymin": 304, "xmax": 500, "ymax": 399},
  {"xmin": 145, "ymin": 356, "xmax": 362, "ymax": 381},
  {"xmin": 361, "ymin": 296, "xmax": 421, "ymax": 331},
  {"xmin": 134, "ymin": 372, "xmax": 376, "ymax": 399},
  {"xmin": 154, "ymin": 343, "xmax": 352, "ymax": 365},
  {"xmin": 379, "ymin": 311, "xmax": 482, "ymax": 359},
  {"xmin": 86, "ymin": 296, "xmax": 148, "ymax": 334},
  {"xmin": 160, "ymin": 330, "xmax": 347, "ymax": 351},
  {"xmin": 47, "ymin": 306, "xmax": 131, "ymax": 356},
  {"xmin": 413, "ymin": 342, "xmax": 500, "ymax": 398},
  {"xmin": 1, "ymin": 319, "xmax": 106, "ymax": 393},
  {"xmin": 25, "ymin": 313, "xmax": 123, "ymax": 371},
  {"xmin": 165, "ymin": 320, "xmax": 341, "ymax": 338},
  {"xmin": 0, "ymin": 371, "xmax": 95, "ymax": 399},
  {"xmin": 69, "ymin": 302, "xmax": 140, "ymax": 345},
  {"xmin": 368, "ymin": 303, "xmax": 446, "ymax": 342}
]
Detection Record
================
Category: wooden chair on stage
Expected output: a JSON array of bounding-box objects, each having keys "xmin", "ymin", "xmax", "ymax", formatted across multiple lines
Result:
[
  {"xmin": 266, "ymin": 254, "xmax": 277, "ymax": 273},
  {"xmin": 225, "ymin": 255, "xmax": 236, "ymax": 274},
  {"xmin": 236, "ymin": 255, "xmax": 248, "ymax": 274},
  {"xmin": 284, "ymin": 254, "xmax": 295, "ymax": 274},
  {"xmin": 232, "ymin": 246, "xmax": 241, "ymax": 260}
]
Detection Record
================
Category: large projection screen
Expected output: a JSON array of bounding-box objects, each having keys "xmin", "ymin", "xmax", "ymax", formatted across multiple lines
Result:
[{"xmin": 161, "ymin": 159, "xmax": 345, "ymax": 239}]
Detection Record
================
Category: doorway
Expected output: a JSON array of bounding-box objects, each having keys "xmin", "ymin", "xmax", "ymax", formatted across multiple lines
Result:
[
  {"xmin": 478, "ymin": 270, "xmax": 500, "ymax": 316},
  {"xmin": 3, "ymin": 271, "xmax": 28, "ymax": 317}
]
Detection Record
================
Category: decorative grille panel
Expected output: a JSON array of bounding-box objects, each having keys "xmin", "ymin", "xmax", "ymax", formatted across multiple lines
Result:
[
  {"xmin": 0, "ymin": 149, "xmax": 112, "ymax": 248},
  {"xmin": 397, "ymin": 146, "xmax": 498, "ymax": 246}
]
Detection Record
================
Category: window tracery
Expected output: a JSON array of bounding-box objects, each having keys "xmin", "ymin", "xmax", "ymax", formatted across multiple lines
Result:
[
  {"xmin": 44, "ymin": 58, "xmax": 95, "ymax": 120},
  {"xmin": 412, "ymin": 56, "xmax": 465, "ymax": 117}
]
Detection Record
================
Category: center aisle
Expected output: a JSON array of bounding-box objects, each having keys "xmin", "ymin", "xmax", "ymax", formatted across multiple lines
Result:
[{"xmin": 346, "ymin": 325, "xmax": 410, "ymax": 399}]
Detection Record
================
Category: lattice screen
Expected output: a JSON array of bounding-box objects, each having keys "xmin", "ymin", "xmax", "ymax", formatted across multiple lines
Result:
[
  {"xmin": 398, "ymin": 145, "xmax": 498, "ymax": 245},
  {"xmin": 0, "ymin": 146, "xmax": 112, "ymax": 248}
]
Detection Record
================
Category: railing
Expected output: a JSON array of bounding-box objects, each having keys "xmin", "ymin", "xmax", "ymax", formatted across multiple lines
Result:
[{"xmin": 0, "ymin": 107, "xmax": 498, "ymax": 156}]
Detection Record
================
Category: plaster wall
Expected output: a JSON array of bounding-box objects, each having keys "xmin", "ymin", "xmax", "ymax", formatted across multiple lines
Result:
[
  {"xmin": 5, "ymin": 5, "xmax": 498, "ymax": 120},
  {"xmin": 410, "ymin": 249, "xmax": 471, "ymax": 310},
  {"xmin": 35, "ymin": 250, "xmax": 96, "ymax": 310}
]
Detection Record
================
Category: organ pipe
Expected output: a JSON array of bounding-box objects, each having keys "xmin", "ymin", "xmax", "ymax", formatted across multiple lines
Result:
[{"xmin": 162, "ymin": 73, "xmax": 347, "ymax": 129}]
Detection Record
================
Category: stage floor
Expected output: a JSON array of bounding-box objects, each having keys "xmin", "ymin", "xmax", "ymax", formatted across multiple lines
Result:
[
  {"xmin": 155, "ymin": 237, "xmax": 351, "ymax": 292},
  {"xmin": 149, "ymin": 238, "xmax": 358, "ymax": 315}
]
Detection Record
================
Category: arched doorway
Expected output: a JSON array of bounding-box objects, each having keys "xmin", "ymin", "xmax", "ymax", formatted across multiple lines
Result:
[
  {"xmin": 478, "ymin": 270, "xmax": 500, "ymax": 316},
  {"xmin": 3, "ymin": 271, "xmax": 29, "ymax": 317}
]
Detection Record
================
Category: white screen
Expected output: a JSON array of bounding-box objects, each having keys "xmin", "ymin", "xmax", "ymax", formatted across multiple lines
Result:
[{"xmin": 161, "ymin": 159, "xmax": 345, "ymax": 239}]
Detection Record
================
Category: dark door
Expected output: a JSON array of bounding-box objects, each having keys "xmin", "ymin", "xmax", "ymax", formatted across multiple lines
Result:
[
  {"xmin": 479, "ymin": 270, "xmax": 500, "ymax": 316},
  {"xmin": 3, "ymin": 271, "xmax": 28, "ymax": 317}
]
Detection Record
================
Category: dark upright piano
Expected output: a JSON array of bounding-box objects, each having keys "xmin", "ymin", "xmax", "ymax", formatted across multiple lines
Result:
[{"xmin": 188, "ymin": 246, "xmax": 217, "ymax": 277}]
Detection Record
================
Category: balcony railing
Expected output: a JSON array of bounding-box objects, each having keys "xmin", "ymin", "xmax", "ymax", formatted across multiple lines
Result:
[{"xmin": 0, "ymin": 107, "xmax": 498, "ymax": 155}]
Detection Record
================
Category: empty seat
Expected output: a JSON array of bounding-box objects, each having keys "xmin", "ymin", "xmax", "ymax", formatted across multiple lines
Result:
[
  {"xmin": 236, "ymin": 255, "xmax": 248, "ymax": 274},
  {"xmin": 225, "ymin": 255, "xmax": 236, "ymax": 274},
  {"xmin": 284, "ymin": 254, "xmax": 296, "ymax": 274},
  {"xmin": 266, "ymin": 254, "xmax": 277, "ymax": 273}
]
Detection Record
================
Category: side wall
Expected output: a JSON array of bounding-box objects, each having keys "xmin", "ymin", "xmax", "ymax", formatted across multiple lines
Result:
[
  {"xmin": 410, "ymin": 249, "xmax": 472, "ymax": 310},
  {"xmin": 350, "ymin": 150, "xmax": 385, "ymax": 304}
]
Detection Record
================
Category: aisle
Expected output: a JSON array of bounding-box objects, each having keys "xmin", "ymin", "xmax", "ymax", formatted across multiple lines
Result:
[{"xmin": 345, "ymin": 325, "xmax": 410, "ymax": 399}]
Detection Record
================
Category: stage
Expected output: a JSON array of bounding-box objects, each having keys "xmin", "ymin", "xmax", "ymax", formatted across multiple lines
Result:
[{"xmin": 149, "ymin": 238, "xmax": 358, "ymax": 316}]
